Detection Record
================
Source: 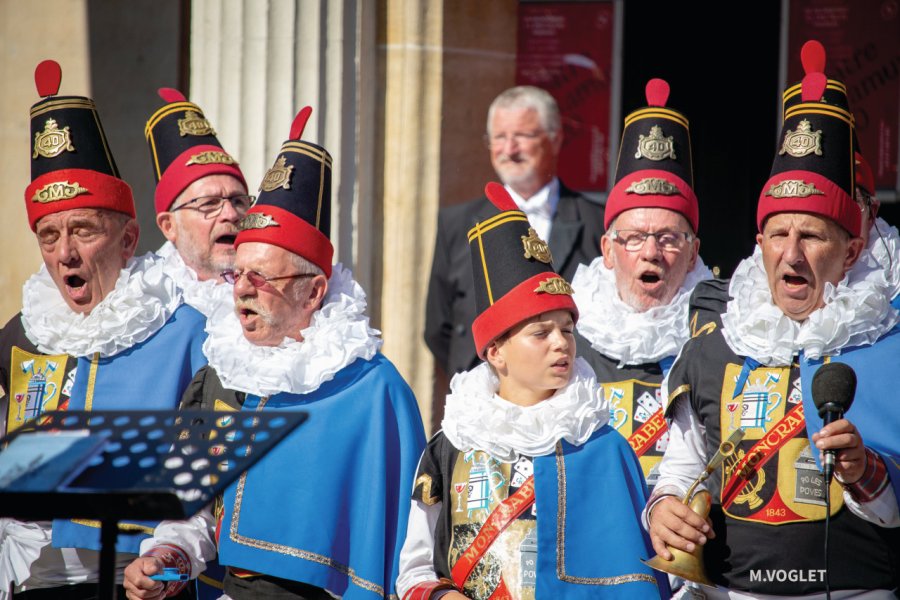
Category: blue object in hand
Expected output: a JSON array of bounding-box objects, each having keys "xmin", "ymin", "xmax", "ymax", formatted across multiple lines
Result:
[{"xmin": 150, "ymin": 567, "xmax": 189, "ymax": 582}]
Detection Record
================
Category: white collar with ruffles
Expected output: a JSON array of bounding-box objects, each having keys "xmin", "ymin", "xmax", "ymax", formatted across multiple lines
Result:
[
  {"xmin": 202, "ymin": 263, "xmax": 382, "ymax": 397},
  {"xmin": 155, "ymin": 241, "xmax": 234, "ymax": 318},
  {"xmin": 440, "ymin": 358, "xmax": 609, "ymax": 463},
  {"xmin": 21, "ymin": 253, "xmax": 182, "ymax": 358},
  {"xmin": 721, "ymin": 245, "xmax": 899, "ymax": 366},
  {"xmin": 571, "ymin": 256, "xmax": 712, "ymax": 366}
]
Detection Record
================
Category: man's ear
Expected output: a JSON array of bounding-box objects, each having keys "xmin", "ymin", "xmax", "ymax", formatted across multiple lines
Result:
[
  {"xmin": 305, "ymin": 275, "xmax": 329, "ymax": 311},
  {"xmin": 121, "ymin": 219, "xmax": 140, "ymax": 261},
  {"xmin": 843, "ymin": 236, "xmax": 865, "ymax": 273},
  {"xmin": 600, "ymin": 234, "xmax": 615, "ymax": 270},
  {"xmin": 156, "ymin": 211, "xmax": 178, "ymax": 243}
]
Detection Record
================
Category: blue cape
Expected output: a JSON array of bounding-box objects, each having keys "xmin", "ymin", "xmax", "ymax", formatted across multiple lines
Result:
[
  {"xmin": 534, "ymin": 425, "xmax": 669, "ymax": 598},
  {"xmin": 799, "ymin": 324, "xmax": 900, "ymax": 507},
  {"xmin": 217, "ymin": 353, "xmax": 425, "ymax": 598},
  {"xmin": 52, "ymin": 304, "xmax": 208, "ymax": 553}
]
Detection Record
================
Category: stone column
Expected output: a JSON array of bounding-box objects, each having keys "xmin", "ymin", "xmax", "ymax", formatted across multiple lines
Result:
[
  {"xmin": 189, "ymin": 0, "xmax": 376, "ymax": 292},
  {"xmin": 0, "ymin": 0, "xmax": 91, "ymax": 323}
]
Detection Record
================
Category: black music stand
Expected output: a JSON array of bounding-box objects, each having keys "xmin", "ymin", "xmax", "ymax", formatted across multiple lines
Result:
[{"xmin": 0, "ymin": 409, "xmax": 307, "ymax": 600}]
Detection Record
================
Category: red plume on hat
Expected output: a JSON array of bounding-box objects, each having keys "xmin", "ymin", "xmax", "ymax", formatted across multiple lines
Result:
[
  {"xmin": 235, "ymin": 107, "xmax": 335, "ymax": 278},
  {"xmin": 25, "ymin": 60, "xmax": 134, "ymax": 230}
]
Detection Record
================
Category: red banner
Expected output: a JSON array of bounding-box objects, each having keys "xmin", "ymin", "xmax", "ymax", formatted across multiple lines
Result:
[
  {"xmin": 516, "ymin": 2, "xmax": 616, "ymax": 192},
  {"xmin": 786, "ymin": 0, "xmax": 900, "ymax": 190}
]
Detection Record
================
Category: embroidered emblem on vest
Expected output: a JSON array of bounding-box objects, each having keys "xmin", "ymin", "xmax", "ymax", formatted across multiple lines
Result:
[
  {"xmin": 779, "ymin": 119, "xmax": 823, "ymax": 158},
  {"xmin": 33, "ymin": 118, "xmax": 75, "ymax": 159},
  {"xmin": 259, "ymin": 156, "xmax": 293, "ymax": 192},
  {"xmin": 31, "ymin": 181, "xmax": 89, "ymax": 203},
  {"xmin": 178, "ymin": 111, "xmax": 216, "ymax": 137},
  {"xmin": 635, "ymin": 125, "xmax": 676, "ymax": 161},
  {"xmin": 521, "ymin": 228, "xmax": 552, "ymax": 263}
]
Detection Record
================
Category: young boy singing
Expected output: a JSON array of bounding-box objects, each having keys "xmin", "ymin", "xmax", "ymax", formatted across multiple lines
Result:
[{"xmin": 397, "ymin": 183, "xmax": 666, "ymax": 599}]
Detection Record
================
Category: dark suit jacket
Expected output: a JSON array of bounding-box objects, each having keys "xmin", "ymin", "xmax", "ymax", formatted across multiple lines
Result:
[{"xmin": 424, "ymin": 182, "xmax": 605, "ymax": 377}]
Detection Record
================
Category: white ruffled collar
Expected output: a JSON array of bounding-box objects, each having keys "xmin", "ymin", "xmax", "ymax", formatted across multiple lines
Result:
[
  {"xmin": 156, "ymin": 241, "xmax": 233, "ymax": 317},
  {"xmin": 21, "ymin": 253, "xmax": 182, "ymax": 358},
  {"xmin": 860, "ymin": 217, "xmax": 900, "ymax": 301},
  {"xmin": 440, "ymin": 358, "xmax": 609, "ymax": 462},
  {"xmin": 571, "ymin": 257, "xmax": 712, "ymax": 366},
  {"xmin": 202, "ymin": 263, "xmax": 383, "ymax": 397},
  {"xmin": 721, "ymin": 245, "xmax": 899, "ymax": 366}
]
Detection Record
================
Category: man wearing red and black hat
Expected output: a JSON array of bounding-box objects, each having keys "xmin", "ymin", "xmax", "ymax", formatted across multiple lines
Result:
[
  {"xmin": 783, "ymin": 41, "xmax": 900, "ymax": 312},
  {"xmin": 145, "ymin": 89, "xmax": 251, "ymax": 316},
  {"xmin": 646, "ymin": 48, "xmax": 900, "ymax": 598},
  {"xmin": 0, "ymin": 62, "xmax": 207, "ymax": 599},
  {"xmin": 571, "ymin": 79, "xmax": 711, "ymax": 491},
  {"xmin": 124, "ymin": 108, "xmax": 425, "ymax": 600}
]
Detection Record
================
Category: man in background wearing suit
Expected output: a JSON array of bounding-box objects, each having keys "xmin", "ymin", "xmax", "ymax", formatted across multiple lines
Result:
[{"xmin": 424, "ymin": 85, "xmax": 604, "ymax": 430}]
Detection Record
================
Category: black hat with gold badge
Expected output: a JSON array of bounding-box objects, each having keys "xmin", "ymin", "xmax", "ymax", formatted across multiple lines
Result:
[
  {"xmin": 235, "ymin": 107, "xmax": 333, "ymax": 278},
  {"xmin": 604, "ymin": 78, "xmax": 699, "ymax": 233},
  {"xmin": 758, "ymin": 46, "xmax": 860, "ymax": 237},
  {"xmin": 470, "ymin": 182, "xmax": 577, "ymax": 358},
  {"xmin": 145, "ymin": 88, "xmax": 246, "ymax": 214},
  {"xmin": 26, "ymin": 60, "xmax": 134, "ymax": 230}
]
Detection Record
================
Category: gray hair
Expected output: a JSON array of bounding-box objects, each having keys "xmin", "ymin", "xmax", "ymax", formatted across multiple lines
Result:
[
  {"xmin": 287, "ymin": 252, "xmax": 325, "ymax": 277},
  {"xmin": 486, "ymin": 86, "xmax": 561, "ymax": 140}
]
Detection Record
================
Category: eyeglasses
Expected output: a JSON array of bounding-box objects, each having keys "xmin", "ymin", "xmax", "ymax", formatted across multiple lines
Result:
[
  {"xmin": 171, "ymin": 194, "xmax": 255, "ymax": 217},
  {"xmin": 484, "ymin": 131, "xmax": 544, "ymax": 149},
  {"xmin": 608, "ymin": 229, "xmax": 693, "ymax": 252},
  {"xmin": 221, "ymin": 269, "xmax": 317, "ymax": 288}
]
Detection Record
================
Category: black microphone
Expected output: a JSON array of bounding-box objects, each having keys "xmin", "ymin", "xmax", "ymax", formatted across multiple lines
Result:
[{"xmin": 811, "ymin": 363, "xmax": 856, "ymax": 484}]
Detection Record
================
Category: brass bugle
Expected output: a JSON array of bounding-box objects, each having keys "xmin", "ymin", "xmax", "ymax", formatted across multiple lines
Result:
[{"xmin": 642, "ymin": 428, "xmax": 745, "ymax": 586}]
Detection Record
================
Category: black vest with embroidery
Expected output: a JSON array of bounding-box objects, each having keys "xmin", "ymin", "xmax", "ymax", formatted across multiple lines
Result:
[
  {"xmin": 413, "ymin": 432, "xmax": 539, "ymax": 600},
  {"xmin": 665, "ymin": 280, "xmax": 899, "ymax": 594},
  {"xmin": 0, "ymin": 314, "xmax": 77, "ymax": 435},
  {"xmin": 578, "ymin": 339, "xmax": 667, "ymax": 490}
]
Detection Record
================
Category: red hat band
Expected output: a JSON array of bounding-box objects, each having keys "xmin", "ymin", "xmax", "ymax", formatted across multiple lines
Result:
[
  {"xmin": 154, "ymin": 144, "xmax": 246, "ymax": 214},
  {"xmin": 472, "ymin": 273, "xmax": 578, "ymax": 359},
  {"xmin": 757, "ymin": 170, "xmax": 860, "ymax": 237},
  {"xmin": 235, "ymin": 205, "xmax": 333, "ymax": 279},
  {"xmin": 606, "ymin": 169, "xmax": 699, "ymax": 232},
  {"xmin": 25, "ymin": 168, "xmax": 135, "ymax": 231}
]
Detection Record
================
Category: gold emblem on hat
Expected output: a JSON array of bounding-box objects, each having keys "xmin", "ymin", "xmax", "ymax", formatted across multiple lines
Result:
[
  {"xmin": 635, "ymin": 125, "xmax": 676, "ymax": 161},
  {"xmin": 239, "ymin": 213, "xmax": 280, "ymax": 230},
  {"xmin": 521, "ymin": 228, "xmax": 553, "ymax": 264},
  {"xmin": 259, "ymin": 156, "xmax": 294, "ymax": 192},
  {"xmin": 31, "ymin": 181, "xmax": 89, "ymax": 203},
  {"xmin": 625, "ymin": 177, "xmax": 680, "ymax": 195},
  {"xmin": 186, "ymin": 151, "xmax": 236, "ymax": 166},
  {"xmin": 765, "ymin": 179, "xmax": 825, "ymax": 199},
  {"xmin": 534, "ymin": 277, "xmax": 573, "ymax": 295},
  {"xmin": 177, "ymin": 111, "xmax": 216, "ymax": 137},
  {"xmin": 33, "ymin": 118, "xmax": 75, "ymax": 159},
  {"xmin": 779, "ymin": 119, "xmax": 823, "ymax": 158}
]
